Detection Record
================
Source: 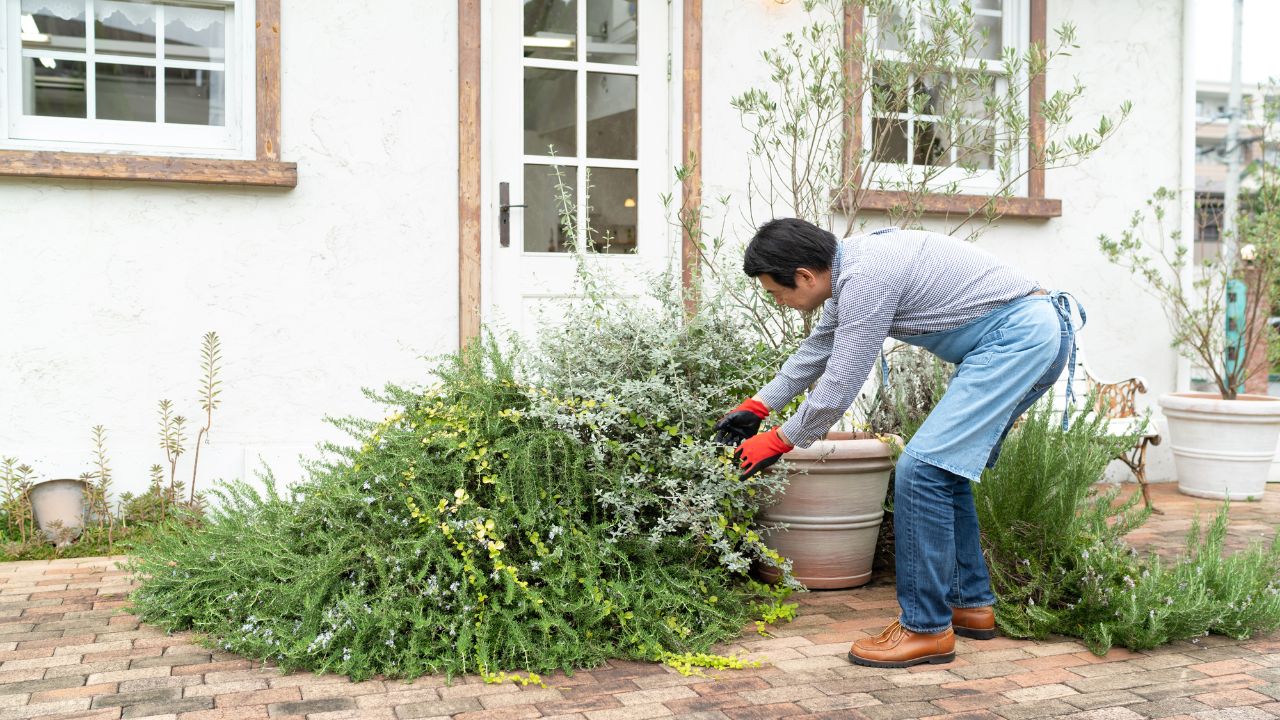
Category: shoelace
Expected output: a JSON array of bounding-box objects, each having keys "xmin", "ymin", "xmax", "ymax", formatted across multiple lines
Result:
[{"xmin": 872, "ymin": 620, "xmax": 907, "ymax": 645}]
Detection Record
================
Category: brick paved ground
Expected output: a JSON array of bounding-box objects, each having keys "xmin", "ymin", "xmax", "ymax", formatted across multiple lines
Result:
[{"xmin": 1, "ymin": 483, "xmax": 1278, "ymax": 720}]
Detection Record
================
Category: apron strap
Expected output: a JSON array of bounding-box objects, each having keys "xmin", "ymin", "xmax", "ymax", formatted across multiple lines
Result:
[{"xmin": 1048, "ymin": 291, "xmax": 1087, "ymax": 430}]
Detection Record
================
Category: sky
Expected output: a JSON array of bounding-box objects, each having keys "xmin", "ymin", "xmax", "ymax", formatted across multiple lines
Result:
[{"xmin": 1194, "ymin": 0, "xmax": 1279, "ymax": 85}]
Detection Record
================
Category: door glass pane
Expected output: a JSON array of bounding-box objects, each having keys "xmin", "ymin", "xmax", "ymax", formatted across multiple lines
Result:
[
  {"xmin": 524, "ymin": 0, "xmax": 576, "ymax": 60},
  {"xmin": 586, "ymin": 0, "xmax": 637, "ymax": 65},
  {"xmin": 913, "ymin": 121, "xmax": 944, "ymax": 165},
  {"xmin": 524, "ymin": 164, "xmax": 576, "ymax": 253},
  {"xmin": 94, "ymin": 1, "xmax": 155, "ymax": 58},
  {"xmin": 872, "ymin": 117, "xmax": 908, "ymax": 163},
  {"xmin": 21, "ymin": 0, "xmax": 87, "ymax": 52},
  {"xmin": 96, "ymin": 62, "xmax": 156, "ymax": 121},
  {"xmin": 969, "ymin": 13, "xmax": 1002, "ymax": 60},
  {"xmin": 22, "ymin": 57, "xmax": 87, "ymax": 117},
  {"xmin": 955, "ymin": 124, "xmax": 996, "ymax": 170},
  {"xmin": 586, "ymin": 72, "xmax": 635, "ymax": 160},
  {"xmin": 165, "ymin": 68, "xmax": 224, "ymax": 125},
  {"xmin": 525, "ymin": 68, "xmax": 576, "ymax": 156},
  {"xmin": 165, "ymin": 5, "xmax": 226, "ymax": 62},
  {"xmin": 586, "ymin": 167, "xmax": 637, "ymax": 254}
]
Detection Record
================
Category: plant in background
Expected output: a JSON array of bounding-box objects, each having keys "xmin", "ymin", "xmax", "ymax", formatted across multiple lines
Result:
[
  {"xmin": 189, "ymin": 332, "xmax": 222, "ymax": 502},
  {"xmin": 1, "ymin": 458, "xmax": 35, "ymax": 547},
  {"xmin": 1099, "ymin": 185, "xmax": 1279, "ymax": 399},
  {"xmin": 976, "ymin": 398, "xmax": 1280, "ymax": 653}
]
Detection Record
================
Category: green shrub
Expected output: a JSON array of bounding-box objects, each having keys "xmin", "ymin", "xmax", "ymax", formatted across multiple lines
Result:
[
  {"xmin": 977, "ymin": 400, "xmax": 1280, "ymax": 654},
  {"xmin": 525, "ymin": 276, "xmax": 792, "ymax": 578},
  {"xmin": 126, "ymin": 339, "xmax": 773, "ymax": 681}
]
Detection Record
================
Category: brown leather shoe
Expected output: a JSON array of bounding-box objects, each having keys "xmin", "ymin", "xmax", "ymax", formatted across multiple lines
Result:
[
  {"xmin": 847, "ymin": 620, "xmax": 955, "ymax": 668},
  {"xmin": 952, "ymin": 605, "xmax": 997, "ymax": 640}
]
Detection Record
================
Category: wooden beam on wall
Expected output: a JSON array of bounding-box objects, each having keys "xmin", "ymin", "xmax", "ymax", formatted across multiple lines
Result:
[
  {"xmin": 458, "ymin": 0, "xmax": 483, "ymax": 347},
  {"xmin": 681, "ymin": 0, "xmax": 702, "ymax": 315},
  {"xmin": 1028, "ymin": 0, "xmax": 1046, "ymax": 199},
  {"xmin": 255, "ymin": 0, "xmax": 282, "ymax": 162}
]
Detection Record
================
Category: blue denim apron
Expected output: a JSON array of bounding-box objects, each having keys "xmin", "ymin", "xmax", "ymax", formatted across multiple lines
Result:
[{"xmin": 896, "ymin": 292, "xmax": 1085, "ymax": 481}]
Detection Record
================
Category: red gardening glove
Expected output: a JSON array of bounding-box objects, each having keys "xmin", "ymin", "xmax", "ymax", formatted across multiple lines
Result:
[
  {"xmin": 712, "ymin": 398, "xmax": 770, "ymax": 446},
  {"xmin": 734, "ymin": 427, "xmax": 794, "ymax": 479}
]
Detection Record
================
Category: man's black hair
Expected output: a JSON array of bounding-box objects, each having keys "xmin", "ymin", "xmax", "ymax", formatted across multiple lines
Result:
[{"xmin": 742, "ymin": 218, "xmax": 838, "ymax": 288}]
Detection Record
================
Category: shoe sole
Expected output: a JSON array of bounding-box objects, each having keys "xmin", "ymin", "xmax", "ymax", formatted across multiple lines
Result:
[
  {"xmin": 953, "ymin": 625, "xmax": 998, "ymax": 640},
  {"xmin": 847, "ymin": 650, "xmax": 956, "ymax": 668}
]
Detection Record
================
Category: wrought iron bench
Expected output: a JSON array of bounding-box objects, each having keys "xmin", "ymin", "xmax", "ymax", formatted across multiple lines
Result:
[{"xmin": 1051, "ymin": 349, "xmax": 1163, "ymax": 513}]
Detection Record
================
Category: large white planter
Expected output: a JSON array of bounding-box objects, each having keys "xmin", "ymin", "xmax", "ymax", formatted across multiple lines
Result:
[{"xmin": 1158, "ymin": 392, "xmax": 1280, "ymax": 500}]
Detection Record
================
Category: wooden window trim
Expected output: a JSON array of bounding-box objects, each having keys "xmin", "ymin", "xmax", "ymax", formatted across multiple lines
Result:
[
  {"xmin": 842, "ymin": 0, "xmax": 1057, "ymax": 220},
  {"xmin": 0, "ymin": 0, "xmax": 296, "ymax": 188}
]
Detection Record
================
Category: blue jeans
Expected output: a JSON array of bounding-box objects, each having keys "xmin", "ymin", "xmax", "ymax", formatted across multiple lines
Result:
[{"xmin": 893, "ymin": 295, "xmax": 1075, "ymax": 633}]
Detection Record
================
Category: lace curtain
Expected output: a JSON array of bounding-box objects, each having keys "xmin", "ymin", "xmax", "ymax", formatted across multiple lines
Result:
[{"xmin": 23, "ymin": 0, "xmax": 225, "ymax": 31}]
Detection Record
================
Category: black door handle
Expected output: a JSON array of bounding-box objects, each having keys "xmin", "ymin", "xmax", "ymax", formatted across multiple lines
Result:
[{"xmin": 499, "ymin": 182, "xmax": 526, "ymax": 248}]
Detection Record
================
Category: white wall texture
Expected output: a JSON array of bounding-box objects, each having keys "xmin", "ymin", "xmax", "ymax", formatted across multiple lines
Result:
[
  {"xmin": 1, "ymin": 1, "xmax": 462, "ymax": 496},
  {"xmin": 700, "ymin": 0, "xmax": 1188, "ymax": 482},
  {"xmin": 1, "ymin": 0, "xmax": 1189, "ymax": 499}
]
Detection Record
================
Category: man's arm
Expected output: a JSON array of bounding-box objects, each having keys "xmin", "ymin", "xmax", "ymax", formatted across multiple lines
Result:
[
  {"xmin": 755, "ymin": 296, "xmax": 840, "ymax": 412},
  {"xmin": 778, "ymin": 277, "xmax": 898, "ymax": 448}
]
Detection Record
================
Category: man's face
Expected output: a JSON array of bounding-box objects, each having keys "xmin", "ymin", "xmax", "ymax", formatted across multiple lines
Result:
[{"xmin": 757, "ymin": 269, "xmax": 830, "ymax": 313}]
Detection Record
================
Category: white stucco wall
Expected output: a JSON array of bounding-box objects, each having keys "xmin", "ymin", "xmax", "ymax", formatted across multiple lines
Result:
[
  {"xmin": 1, "ymin": 1, "xmax": 461, "ymax": 497},
  {"xmin": 1, "ymin": 0, "xmax": 1191, "ymax": 500},
  {"xmin": 700, "ymin": 0, "xmax": 1186, "ymax": 481}
]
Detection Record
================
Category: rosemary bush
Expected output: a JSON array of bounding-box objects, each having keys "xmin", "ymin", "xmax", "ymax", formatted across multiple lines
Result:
[
  {"xmin": 126, "ymin": 338, "xmax": 779, "ymax": 680},
  {"xmin": 977, "ymin": 400, "xmax": 1280, "ymax": 654}
]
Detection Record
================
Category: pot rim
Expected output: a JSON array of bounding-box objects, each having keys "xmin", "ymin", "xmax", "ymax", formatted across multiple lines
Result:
[{"xmin": 1159, "ymin": 392, "xmax": 1280, "ymax": 418}]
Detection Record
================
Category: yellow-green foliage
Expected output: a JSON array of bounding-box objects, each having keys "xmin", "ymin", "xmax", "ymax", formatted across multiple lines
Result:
[{"xmin": 126, "ymin": 341, "xmax": 784, "ymax": 680}]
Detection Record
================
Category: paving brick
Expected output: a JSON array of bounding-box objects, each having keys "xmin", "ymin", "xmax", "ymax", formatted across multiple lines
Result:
[
  {"xmin": 477, "ymin": 687, "xmax": 564, "ymax": 709},
  {"xmin": 992, "ymin": 699, "xmax": 1081, "ymax": 719},
  {"xmin": 796, "ymin": 692, "xmax": 879, "ymax": 712},
  {"xmin": 29, "ymin": 681, "xmax": 117, "ymax": 703},
  {"xmin": 1189, "ymin": 708, "xmax": 1274, "ymax": 720},
  {"xmin": 661, "ymin": 694, "xmax": 752, "ymax": 715},
  {"xmin": 452, "ymin": 707, "xmax": 543, "ymax": 720},
  {"xmin": 46, "ymin": 659, "xmax": 129, "ymax": 679},
  {"xmin": 121, "ymin": 697, "xmax": 212, "ymax": 718},
  {"xmin": 265, "ymin": 698, "xmax": 355, "ymax": 715},
  {"xmin": 1192, "ymin": 688, "xmax": 1274, "ymax": 708},
  {"xmin": 721, "ymin": 703, "xmax": 806, "ymax": 720},
  {"xmin": 1002, "ymin": 683, "xmax": 1078, "ymax": 702},
  {"xmin": 0, "ymin": 698, "xmax": 92, "ymax": 719},
  {"xmin": 436, "ymin": 681, "xmax": 519, "ymax": 700},
  {"xmin": 1188, "ymin": 659, "xmax": 1264, "ymax": 677},
  {"xmin": 87, "ymin": 666, "xmax": 172, "ymax": 685},
  {"xmin": 129, "ymin": 653, "xmax": 212, "ymax": 669},
  {"xmin": 1124, "ymin": 697, "xmax": 1213, "ymax": 718},
  {"xmin": 930, "ymin": 693, "xmax": 1013, "ymax": 714},
  {"xmin": 950, "ymin": 662, "xmax": 1025, "ymax": 680},
  {"xmin": 171, "ymin": 660, "xmax": 256, "ymax": 676},
  {"xmin": 0, "ymin": 674, "xmax": 87, "ymax": 695},
  {"xmin": 888, "ymin": 670, "xmax": 962, "ymax": 687},
  {"xmin": 212, "ymin": 686, "xmax": 299, "ymax": 708},
  {"xmin": 737, "ymin": 683, "xmax": 823, "ymax": 705},
  {"xmin": 1062, "ymin": 690, "xmax": 1148, "ymax": 710},
  {"xmin": 870, "ymin": 685, "xmax": 951, "ymax": 704},
  {"xmin": 858, "ymin": 701, "xmax": 941, "ymax": 720},
  {"xmin": 1070, "ymin": 708, "xmax": 1145, "ymax": 720},
  {"xmin": 392, "ymin": 696, "xmax": 484, "ymax": 718},
  {"xmin": 297, "ymin": 679, "xmax": 386, "ymax": 699},
  {"xmin": 91, "ymin": 687, "xmax": 182, "ymax": 708}
]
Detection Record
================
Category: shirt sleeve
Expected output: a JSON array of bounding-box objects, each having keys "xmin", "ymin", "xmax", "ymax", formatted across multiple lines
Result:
[
  {"xmin": 780, "ymin": 275, "xmax": 900, "ymax": 448},
  {"xmin": 756, "ymin": 296, "xmax": 839, "ymax": 412}
]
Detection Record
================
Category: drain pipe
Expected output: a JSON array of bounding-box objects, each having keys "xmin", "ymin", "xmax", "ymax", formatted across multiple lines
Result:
[{"xmin": 1176, "ymin": 0, "xmax": 1196, "ymax": 393}]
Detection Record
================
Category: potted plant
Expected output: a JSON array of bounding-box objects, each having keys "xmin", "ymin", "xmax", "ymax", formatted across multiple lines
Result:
[
  {"xmin": 1100, "ymin": 162, "xmax": 1280, "ymax": 499},
  {"xmin": 755, "ymin": 432, "xmax": 901, "ymax": 588}
]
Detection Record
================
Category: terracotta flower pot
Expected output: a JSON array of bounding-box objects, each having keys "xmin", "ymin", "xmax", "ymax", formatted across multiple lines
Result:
[
  {"xmin": 1159, "ymin": 392, "xmax": 1280, "ymax": 500},
  {"xmin": 755, "ymin": 432, "xmax": 900, "ymax": 589}
]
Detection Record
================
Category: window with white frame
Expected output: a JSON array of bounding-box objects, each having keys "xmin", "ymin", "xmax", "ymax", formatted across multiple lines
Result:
[
  {"xmin": 865, "ymin": 0, "xmax": 1027, "ymax": 192},
  {"xmin": 1, "ymin": 0, "xmax": 254, "ymax": 158}
]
